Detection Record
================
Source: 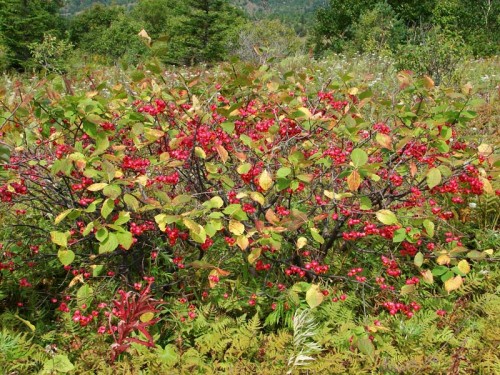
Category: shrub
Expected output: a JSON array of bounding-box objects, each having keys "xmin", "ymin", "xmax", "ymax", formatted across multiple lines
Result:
[
  {"xmin": 0, "ymin": 61, "xmax": 498, "ymax": 369},
  {"xmin": 29, "ymin": 34, "xmax": 74, "ymax": 74},
  {"xmin": 236, "ymin": 19, "xmax": 304, "ymax": 64},
  {"xmin": 395, "ymin": 27, "xmax": 470, "ymax": 84}
]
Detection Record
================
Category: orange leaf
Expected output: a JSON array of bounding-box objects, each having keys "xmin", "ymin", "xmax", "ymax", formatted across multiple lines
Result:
[
  {"xmin": 409, "ymin": 162, "xmax": 417, "ymax": 178},
  {"xmin": 347, "ymin": 170, "xmax": 362, "ymax": 191},
  {"xmin": 265, "ymin": 209, "xmax": 280, "ymax": 225},
  {"xmin": 215, "ymin": 144, "xmax": 229, "ymax": 164},
  {"xmin": 376, "ymin": 133, "xmax": 392, "ymax": 149},
  {"xmin": 255, "ymin": 220, "xmax": 265, "ymax": 232}
]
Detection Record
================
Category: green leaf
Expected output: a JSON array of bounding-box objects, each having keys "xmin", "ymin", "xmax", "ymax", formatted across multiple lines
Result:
[
  {"xmin": 376, "ymin": 210, "xmax": 398, "ymax": 225},
  {"xmin": 95, "ymin": 227, "xmax": 108, "ymax": 242},
  {"xmin": 76, "ymin": 284, "xmax": 93, "ymax": 308},
  {"xmin": 124, "ymin": 194, "xmax": 140, "ymax": 211},
  {"xmin": 276, "ymin": 167, "xmax": 292, "ymax": 178},
  {"xmin": 223, "ymin": 204, "xmax": 243, "ymax": 217},
  {"xmin": 423, "ymin": 219, "xmax": 435, "ymax": 237},
  {"xmin": 467, "ymin": 250, "xmax": 486, "ymax": 260},
  {"xmin": 441, "ymin": 270, "xmax": 454, "ymax": 282},
  {"xmin": 183, "ymin": 218, "xmax": 207, "ymax": 244},
  {"xmin": 103, "ymin": 184, "xmax": 122, "ymax": 199},
  {"xmin": 172, "ymin": 195, "xmax": 192, "ymax": 206},
  {"xmin": 43, "ymin": 355, "xmax": 75, "ymax": 373},
  {"xmin": 116, "ymin": 231, "xmax": 133, "ymax": 250},
  {"xmin": 414, "ymin": 252, "xmax": 424, "ymax": 268},
  {"xmin": 236, "ymin": 163, "xmax": 252, "ymax": 174},
  {"xmin": 58, "ymin": 249, "xmax": 75, "ymax": 266},
  {"xmin": 93, "ymin": 133, "xmax": 109, "ymax": 155},
  {"xmin": 432, "ymin": 266, "xmax": 448, "ymax": 276},
  {"xmin": 82, "ymin": 222, "xmax": 94, "ymax": 237},
  {"xmin": 305, "ymin": 284, "xmax": 324, "ymax": 308},
  {"xmin": 50, "ymin": 231, "xmax": 68, "ymax": 247},
  {"xmin": 0, "ymin": 144, "xmax": 11, "ymax": 164},
  {"xmin": 221, "ymin": 121, "xmax": 235, "ymax": 134},
  {"xmin": 101, "ymin": 198, "xmax": 115, "ymax": 219},
  {"xmin": 202, "ymin": 196, "xmax": 224, "ymax": 209},
  {"xmin": 310, "ymin": 228, "xmax": 325, "ymax": 244},
  {"xmin": 99, "ymin": 232, "xmax": 119, "ymax": 253},
  {"xmin": 427, "ymin": 168, "xmax": 442, "ymax": 189},
  {"xmin": 392, "ymin": 228, "xmax": 406, "ymax": 243},
  {"xmin": 248, "ymin": 248, "xmax": 262, "ymax": 264},
  {"xmin": 357, "ymin": 336, "xmax": 375, "ymax": 358},
  {"xmin": 351, "ymin": 148, "xmax": 368, "ymax": 168},
  {"xmin": 360, "ymin": 196, "xmax": 372, "ymax": 210},
  {"xmin": 92, "ymin": 265, "xmax": 104, "ymax": 277},
  {"xmin": 114, "ymin": 211, "xmax": 131, "ymax": 225},
  {"xmin": 401, "ymin": 284, "xmax": 416, "ymax": 295}
]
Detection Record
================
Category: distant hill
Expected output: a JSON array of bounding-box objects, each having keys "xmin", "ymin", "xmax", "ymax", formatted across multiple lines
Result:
[
  {"xmin": 62, "ymin": 0, "xmax": 327, "ymax": 23},
  {"xmin": 232, "ymin": 0, "xmax": 326, "ymax": 17}
]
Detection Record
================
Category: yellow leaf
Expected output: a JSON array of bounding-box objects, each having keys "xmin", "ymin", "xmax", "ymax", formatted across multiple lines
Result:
[
  {"xmin": 54, "ymin": 209, "xmax": 74, "ymax": 225},
  {"xmin": 258, "ymin": 170, "xmax": 273, "ymax": 191},
  {"xmin": 267, "ymin": 81, "xmax": 279, "ymax": 92},
  {"xmin": 248, "ymin": 248, "xmax": 261, "ymax": 264},
  {"xmin": 138, "ymin": 29, "xmax": 151, "ymax": 46},
  {"xmin": 347, "ymin": 170, "xmax": 362, "ymax": 191},
  {"xmin": 14, "ymin": 314, "xmax": 36, "ymax": 332},
  {"xmin": 140, "ymin": 312, "xmax": 155, "ymax": 322},
  {"xmin": 323, "ymin": 190, "xmax": 334, "ymax": 199},
  {"xmin": 305, "ymin": 284, "xmax": 324, "ymax": 308},
  {"xmin": 348, "ymin": 87, "xmax": 359, "ymax": 95},
  {"xmin": 68, "ymin": 274, "xmax": 84, "ymax": 288},
  {"xmin": 457, "ymin": 260, "xmax": 470, "ymax": 275},
  {"xmin": 444, "ymin": 275, "xmax": 463, "ymax": 293},
  {"xmin": 145, "ymin": 128, "xmax": 165, "ymax": 139},
  {"xmin": 229, "ymin": 220, "xmax": 245, "ymax": 236},
  {"xmin": 296, "ymin": 237, "xmax": 307, "ymax": 249},
  {"xmin": 236, "ymin": 235, "xmax": 249, "ymax": 250},
  {"xmin": 87, "ymin": 183, "xmax": 108, "ymax": 191},
  {"xmin": 376, "ymin": 209, "xmax": 398, "ymax": 225},
  {"xmin": 461, "ymin": 82, "xmax": 473, "ymax": 95},
  {"xmin": 249, "ymin": 191, "xmax": 265, "ymax": 205},
  {"xmin": 421, "ymin": 270, "xmax": 434, "ymax": 284},
  {"xmin": 136, "ymin": 175, "xmax": 148, "ymax": 186},
  {"xmin": 297, "ymin": 106, "xmax": 313, "ymax": 119},
  {"xmin": 427, "ymin": 167, "xmax": 442, "ymax": 189},
  {"xmin": 478, "ymin": 143, "xmax": 492, "ymax": 156},
  {"xmin": 436, "ymin": 254, "xmax": 451, "ymax": 265},
  {"xmin": 194, "ymin": 147, "xmax": 206, "ymax": 159},
  {"xmin": 480, "ymin": 177, "xmax": 494, "ymax": 195}
]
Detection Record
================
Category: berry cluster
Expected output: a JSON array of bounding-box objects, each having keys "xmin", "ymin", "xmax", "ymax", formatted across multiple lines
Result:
[
  {"xmin": 381, "ymin": 255, "xmax": 402, "ymax": 277},
  {"xmin": 382, "ymin": 300, "xmax": 421, "ymax": 318}
]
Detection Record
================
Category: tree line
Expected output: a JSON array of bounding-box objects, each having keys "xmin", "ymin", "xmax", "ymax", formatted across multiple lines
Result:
[{"xmin": 0, "ymin": 0, "xmax": 498, "ymax": 72}]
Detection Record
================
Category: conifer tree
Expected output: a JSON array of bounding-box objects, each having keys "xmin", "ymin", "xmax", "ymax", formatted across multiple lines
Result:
[{"xmin": 0, "ymin": 0, "xmax": 64, "ymax": 70}]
